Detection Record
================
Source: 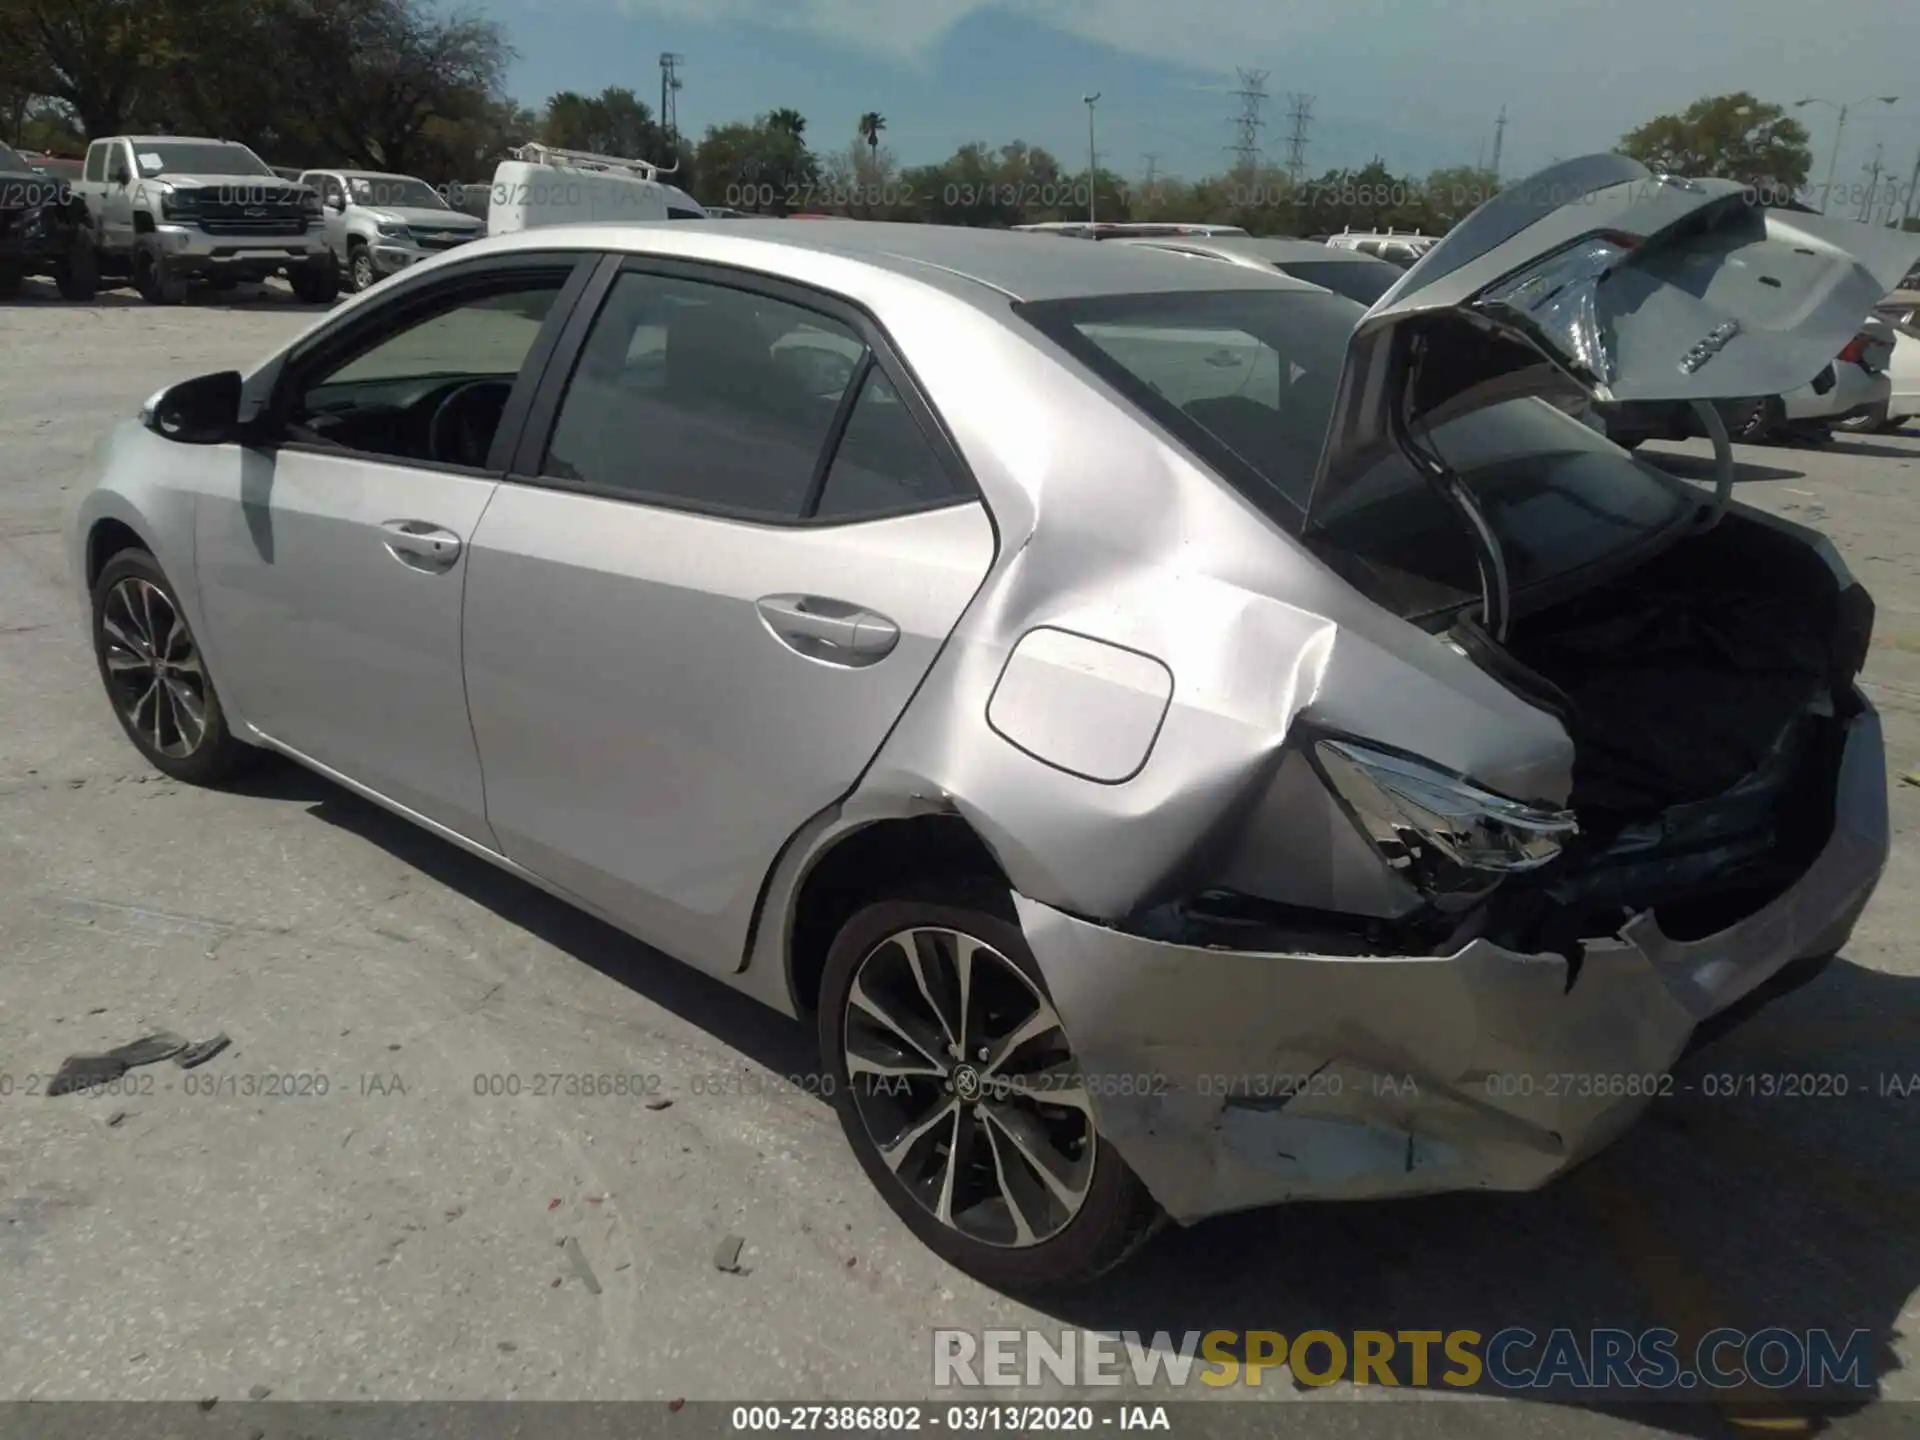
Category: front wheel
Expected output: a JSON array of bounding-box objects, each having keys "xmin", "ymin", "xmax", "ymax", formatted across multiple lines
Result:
[
  {"xmin": 133, "ymin": 242, "xmax": 186, "ymax": 304},
  {"xmin": 289, "ymin": 256, "xmax": 340, "ymax": 304},
  {"xmin": 347, "ymin": 240, "xmax": 375, "ymax": 293},
  {"xmin": 91, "ymin": 549, "xmax": 253, "ymax": 785},
  {"xmin": 819, "ymin": 885, "xmax": 1161, "ymax": 1290}
]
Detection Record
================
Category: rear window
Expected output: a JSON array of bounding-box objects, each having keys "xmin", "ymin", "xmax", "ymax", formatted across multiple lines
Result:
[
  {"xmin": 1307, "ymin": 399, "xmax": 1698, "ymax": 620},
  {"xmin": 1016, "ymin": 287, "xmax": 1359, "ymax": 520},
  {"xmin": 1274, "ymin": 258, "xmax": 1399, "ymax": 306}
]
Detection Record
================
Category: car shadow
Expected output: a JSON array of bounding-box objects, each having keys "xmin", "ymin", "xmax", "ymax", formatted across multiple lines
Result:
[
  {"xmin": 1827, "ymin": 438, "xmax": 1920, "ymax": 461},
  {"xmin": 0, "ymin": 275, "xmax": 341, "ymax": 312},
  {"xmin": 1637, "ymin": 448, "xmax": 1807, "ymax": 484},
  {"xmin": 225, "ymin": 757, "xmax": 1917, "ymax": 1433},
  {"xmin": 1035, "ymin": 950, "xmax": 1920, "ymax": 1430},
  {"xmin": 225, "ymin": 756, "xmax": 820, "ymax": 1081}
]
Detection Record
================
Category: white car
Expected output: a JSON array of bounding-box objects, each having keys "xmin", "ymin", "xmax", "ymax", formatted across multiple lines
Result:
[{"xmin": 1875, "ymin": 310, "xmax": 1920, "ymax": 431}]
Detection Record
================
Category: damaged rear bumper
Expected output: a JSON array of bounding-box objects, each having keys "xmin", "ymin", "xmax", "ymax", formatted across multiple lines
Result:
[{"xmin": 1013, "ymin": 704, "xmax": 1887, "ymax": 1225}]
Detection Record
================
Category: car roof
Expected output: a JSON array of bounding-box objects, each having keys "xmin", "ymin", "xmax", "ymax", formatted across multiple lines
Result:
[
  {"xmin": 119, "ymin": 136, "xmax": 249, "ymax": 146},
  {"xmin": 1130, "ymin": 236, "xmax": 1388, "ymax": 265},
  {"xmin": 473, "ymin": 219, "xmax": 1315, "ymax": 304}
]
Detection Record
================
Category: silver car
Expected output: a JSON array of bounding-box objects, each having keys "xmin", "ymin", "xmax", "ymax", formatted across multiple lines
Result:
[
  {"xmin": 69, "ymin": 156, "xmax": 1918, "ymax": 1289},
  {"xmin": 1111, "ymin": 233, "xmax": 1406, "ymax": 305}
]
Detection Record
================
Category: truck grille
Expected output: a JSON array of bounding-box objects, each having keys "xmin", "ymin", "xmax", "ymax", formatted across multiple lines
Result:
[
  {"xmin": 412, "ymin": 229, "xmax": 475, "ymax": 251},
  {"xmin": 196, "ymin": 194, "xmax": 312, "ymax": 237}
]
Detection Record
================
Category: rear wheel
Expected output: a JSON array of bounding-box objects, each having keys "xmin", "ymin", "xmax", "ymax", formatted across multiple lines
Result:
[
  {"xmin": 55, "ymin": 237, "xmax": 99, "ymax": 300},
  {"xmin": 819, "ymin": 884, "xmax": 1161, "ymax": 1290},
  {"xmin": 91, "ymin": 549, "xmax": 252, "ymax": 785}
]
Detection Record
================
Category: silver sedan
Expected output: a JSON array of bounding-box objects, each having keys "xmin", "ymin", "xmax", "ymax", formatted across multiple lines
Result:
[{"xmin": 69, "ymin": 156, "xmax": 1919, "ymax": 1289}]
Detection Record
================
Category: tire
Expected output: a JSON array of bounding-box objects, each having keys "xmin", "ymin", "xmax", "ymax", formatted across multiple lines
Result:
[
  {"xmin": 91, "ymin": 549, "xmax": 252, "ymax": 786},
  {"xmin": 1728, "ymin": 397, "xmax": 1778, "ymax": 443},
  {"xmin": 0, "ymin": 264, "xmax": 21, "ymax": 299},
  {"xmin": 55, "ymin": 238, "xmax": 99, "ymax": 300},
  {"xmin": 818, "ymin": 881, "xmax": 1162, "ymax": 1291},
  {"xmin": 290, "ymin": 256, "xmax": 340, "ymax": 304},
  {"xmin": 347, "ymin": 240, "xmax": 374, "ymax": 293},
  {"xmin": 134, "ymin": 242, "xmax": 186, "ymax": 305}
]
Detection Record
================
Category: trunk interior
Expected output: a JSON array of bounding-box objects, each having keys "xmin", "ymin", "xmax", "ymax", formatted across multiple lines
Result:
[{"xmin": 1482, "ymin": 513, "xmax": 1868, "ymax": 948}]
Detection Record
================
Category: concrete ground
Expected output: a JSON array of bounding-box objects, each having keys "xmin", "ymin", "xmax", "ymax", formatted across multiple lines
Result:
[{"xmin": 0, "ymin": 277, "xmax": 1917, "ymax": 1435}]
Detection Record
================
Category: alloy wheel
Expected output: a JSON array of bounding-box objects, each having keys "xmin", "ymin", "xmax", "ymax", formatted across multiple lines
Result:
[
  {"xmin": 99, "ymin": 577, "xmax": 209, "ymax": 758},
  {"xmin": 842, "ymin": 926, "xmax": 1096, "ymax": 1248},
  {"xmin": 352, "ymin": 249, "xmax": 373, "ymax": 292}
]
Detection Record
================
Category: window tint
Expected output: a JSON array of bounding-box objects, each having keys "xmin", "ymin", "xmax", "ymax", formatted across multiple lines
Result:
[
  {"xmin": 814, "ymin": 369, "xmax": 965, "ymax": 519},
  {"xmin": 666, "ymin": 205, "xmax": 704, "ymax": 220},
  {"xmin": 288, "ymin": 277, "xmax": 564, "ymax": 468},
  {"xmin": 541, "ymin": 270, "xmax": 865, "ymax": 519},
  {"xmin": 1275, "ymin": 258, "xmax": 1398, "ymax": 305}
]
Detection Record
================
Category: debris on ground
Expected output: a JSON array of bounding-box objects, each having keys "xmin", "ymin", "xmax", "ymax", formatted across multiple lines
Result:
[
  {"xmin": 107, "ymin": 1031, "xmax": 188, "ymax": 1066},
  {"xmin": 563, "ymin": 1237, "xmax": 602, "ymax": 1294},
  {"xmin": 669, "ymin": 1399, "xmax": 685, "ymax": 1412},
  {"xmin": 175, "ymin": 1034, "xmax": 231, "ymax": 1069},
  {"xmin": 546, "ymin": 1198, "xmax": 561, "ymax": 1211},
  {"xmin": 1902, "ymin": 770, "xmax": 1920, "ymax": 787},
  {"xmin": 47, "ymin": 1054, "xmax": 129, "ymax": 1096},
  {"xmin": 713, "ymin": 1233, "xmax": 748, "ymax": 1275},
  {"xmin": 248, "ymin": 1384, "xmax": 272, "ymax": 1400},
  {"xmin": 196, "ymin": 1397, "xmax": 217, "ymax": 1411},
  {"xmin": 645, "ymin": 1097, "xmax": 673, "ymax": 1111},
  {"xmin": 107, "ymin": 1111, "xmax": 129, "ymax": 1127}
]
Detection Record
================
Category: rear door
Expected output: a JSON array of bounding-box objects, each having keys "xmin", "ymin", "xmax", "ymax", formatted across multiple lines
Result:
[{"xmin": 460, "ymin": 256, "xmax": 996, "ymax": 976}]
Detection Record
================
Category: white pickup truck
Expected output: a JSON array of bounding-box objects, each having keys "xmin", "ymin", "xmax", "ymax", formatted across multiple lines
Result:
[{"xmin": 73, "ymin": 135, "xmax": 339, "ymax": 303}]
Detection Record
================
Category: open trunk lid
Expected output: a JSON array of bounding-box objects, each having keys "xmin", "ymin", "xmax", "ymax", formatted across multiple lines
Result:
[{"xmin": 1307, "ymin": 153, "xmax": 1920, "ymax": 526}]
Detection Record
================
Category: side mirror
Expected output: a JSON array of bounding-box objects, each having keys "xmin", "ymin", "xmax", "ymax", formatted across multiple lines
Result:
[
  {"xmin": 144, "ymin": 370, "xmax": 245, "ymax": 445},
  {"xmin": 109, "ymin": 162, "xmax": 130, "ymax": 185}
]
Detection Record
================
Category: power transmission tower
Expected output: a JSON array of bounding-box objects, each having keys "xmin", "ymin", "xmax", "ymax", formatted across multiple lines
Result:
[
  {"xmin": 1489, "ymin": 105, "xmax": 1507, "ymax": 179},
  {"xmin": 1282, "ymin": 93, "xmax": 1314, "ymax": 185},
  {"xmin": 659, "ymin": 53, "xmax": 685, "ymax": 143},
  {"xmin": 1227, "ymin": 68, "xmax": 1269, "ymax": 170}
]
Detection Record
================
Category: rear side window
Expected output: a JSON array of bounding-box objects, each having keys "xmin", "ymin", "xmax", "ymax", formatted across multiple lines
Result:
[
  {"xmin": 540, "ymin": 270, "xmax": 865, "ymax": 519},
  {"xmin": 84, "ymin": 144, "xmax": 105, "ymax": 182},
  {"xmin": 666, "ymin": 206, "xmax": 703, "ymax": 220},
  {"xmin": 813, "ymin": 369, "xmax": 966, "ymax": 519}
]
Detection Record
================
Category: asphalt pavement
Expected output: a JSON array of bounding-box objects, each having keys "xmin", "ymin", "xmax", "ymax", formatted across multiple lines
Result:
[{"xmin": 0, "ymin": 277, "xmax": 1916, "ymax": 1436}]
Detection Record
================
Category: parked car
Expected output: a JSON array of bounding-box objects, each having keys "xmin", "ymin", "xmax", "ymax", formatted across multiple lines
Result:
[
  {"xmin": 0, "ymin": 140, "xmax": 98, "ymax": 299},
  {"xmin": 1325, "ymin": 227, "xmax": 1437, "ymax": 267},
  {"xmin": 68, "ymin": 154, "xmax": 1917, "ymax": 1288},
  {"xmin": 1110, "ymin": 233, "xmax": 1405, "ymax": 305},
  {"xmin": 73, "ymin": 136, "xmax": 337, "ymax": 303},
  {"xmin": 486, "ymin": 143, "xmax": 704, "ymax": 235},
  {"xmin": 21, "ymin": 150, "xmax": 84, "ymax": 182},
  {"xmin": 1011, "ymin": 221, "xmax": 1252, "ymax": 239},
  {"xmin": 300, "ymin": 168, "xmax": 487, "ymax": 292},
  {"xmin": 1876, "ymin": 311, "xmax": 1920, "ymax": 431}
]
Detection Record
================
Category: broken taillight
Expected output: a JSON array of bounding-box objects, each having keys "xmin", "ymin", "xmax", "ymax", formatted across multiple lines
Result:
[{"xmin": 1838, "ymin": 333, "xmax": 1869, "ymax": 366}]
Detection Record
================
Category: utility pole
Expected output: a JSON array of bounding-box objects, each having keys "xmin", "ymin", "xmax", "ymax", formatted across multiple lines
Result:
[
  {"xmin": 1142, "ymin": 152, "xmax": 1160, "ymax": 204},
  {"xmin": 1900, "ymin": 145, "xmax": 1920, "ymax": 230},
  {"xmin": 658, "ymin": 53, "xmax": 685, "ymax": 156},
  {"xmin": 1083, "ymin": 93, "xmax": 1100, "ymax": 224},
  {"xmin": 1282, "ymin": 93, "xmax": 1313, "ymax": 186},
  {"xmin": 1860, "ymin": 142, "xmax": 1884, "ymax": 222},
  {"xmin": 1490, "ymin": 105, "xmax": 1507, "ymax": 180},
  {"xmin": 1796, "ymin": 95, "xmax": 1899, "ymax": 212},
  {"xmin": 1228, "ymin": 69, "xmax": 1269, "ymax": 172}
]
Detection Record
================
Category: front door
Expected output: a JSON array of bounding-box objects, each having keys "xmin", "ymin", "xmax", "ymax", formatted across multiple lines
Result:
[
  {"xmin": 193, "ymin": 256, "xmax": 587, "ymax": 841},
  {"xmin": 460, "ymin": 262, "xmax": 997, "ymax": 974}
]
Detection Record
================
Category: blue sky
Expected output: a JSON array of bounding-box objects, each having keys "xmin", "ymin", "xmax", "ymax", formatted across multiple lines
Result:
[{"xmin": 489, "ymin": 0, "xmax": 1920, "ymax": 207}]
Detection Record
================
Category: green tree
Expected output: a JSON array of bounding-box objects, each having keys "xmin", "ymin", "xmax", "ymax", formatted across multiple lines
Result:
[
  {"xmin": 694, "ymin": 112, "xmax": 818, "ymax": 212},
  {"xmin": 857, "ymin": 109, "xmax": 884, "ymax": 164},
  {"xmin": 0, "ymin": 0, "xmax": 180, "ymax": 138},
  {"xmin": 1618, "ymin": 91, "xmax": 1811, "ymax": 199},
  {"xmin": 541, "ymin": 86, "xmax": 666, "ymax": 163}
]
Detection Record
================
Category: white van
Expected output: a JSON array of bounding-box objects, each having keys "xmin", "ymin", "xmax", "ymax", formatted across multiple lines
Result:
[{"xmin": 485, "ymin": 143, "xmax": 706, "ymax": 235}]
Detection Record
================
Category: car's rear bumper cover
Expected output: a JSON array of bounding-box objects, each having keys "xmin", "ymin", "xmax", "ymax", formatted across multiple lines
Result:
[{"xmin": 1014, "ymin": 703, "xmax": 1887, "ymax": 1224}]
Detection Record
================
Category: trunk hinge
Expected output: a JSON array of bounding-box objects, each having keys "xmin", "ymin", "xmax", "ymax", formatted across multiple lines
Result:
[
  {"xmin": 1686, "ymin": 400, "xmax": 1735, "ymax": 531},
  {"xmin": 1392, "ymin": 332, "xmax": 1514, "ymax": 640}
]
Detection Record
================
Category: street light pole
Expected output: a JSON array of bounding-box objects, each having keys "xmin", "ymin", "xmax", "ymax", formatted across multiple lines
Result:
[
  {"xmin": 1796, "ymin": 95, "xmax": 1899, "ymax": 213},
  {"xmin": 1083, "ymin": 92, "xmax": 1100, "ymax": 225}
]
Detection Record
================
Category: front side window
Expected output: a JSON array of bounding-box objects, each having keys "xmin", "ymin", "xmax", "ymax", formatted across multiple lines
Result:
[
  {"xmin": 84, "ymin": 143, "xmax": 106, "ymax": 183},
  {"xmin": 285, "ymin": 275, "xmax": 567, "ymax": 467},
  {"xmin": 540, "ymin": 270, "xmax": 867, "ymax": 520}
]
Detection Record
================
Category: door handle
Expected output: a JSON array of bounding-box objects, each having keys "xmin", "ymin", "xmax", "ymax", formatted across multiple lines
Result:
[
  {"xmin": 756, "ymin": 595, "xmax": 900, "ymax": 666},
  {"xmin": 381, "ymin": 519, "xmax": 462, "ymax": 570}
]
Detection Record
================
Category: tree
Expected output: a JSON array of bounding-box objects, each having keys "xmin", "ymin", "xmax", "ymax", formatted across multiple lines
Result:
[
  {"xmin": 0, "ymin": 0, "xmax": 181, "ymax": 138},
  {"xmin": 1619, "ymin": 92, "xmax": 1811, "ymax": 199},
  {"xmin": 541, "ymin": 86, "xmax": 665, "ymax": 162},
  {"xmin": 857, "ymin": 109, "xmax": 884, "ymax": 165},
  {"xmin": 694, "ymin": 112, "xmax": 819, "ymax": 212}
]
